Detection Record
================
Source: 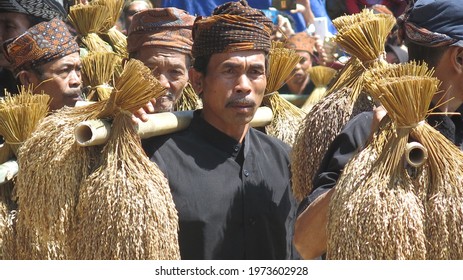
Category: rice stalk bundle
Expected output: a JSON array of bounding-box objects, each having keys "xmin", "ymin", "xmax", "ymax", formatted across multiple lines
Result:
[
  {"xmin": 332, "ymin": 9, "xmax": 377, "ymax": 32},
  {"xmin": 410, "ymin": 124, "xmax": 463, "ymax": 259},
  {"xmin": 68, "ymin": 4, "xmax": 113, "ymax": 53},
  {"xmin": 74, "ymin": 112, "xmax": 179, "ymax": 259},
  {"xmin": 12, "ymin": 59, "xmax": 163, "ymax": 259},
  {"xmin": 92, "ymin": 0, "xmax": 128, "ymax": 57},
  {"xmin": 12, "ymin": 102, "xmax": 105, "ymax": 259},
  {"xmin": 301, "ymin": 66, "xmax": 337, "ymax": 113},
  {"xmin": 263, "ymin": 41, "xmax": 306, "ymax": 146},
  {"xmin": 174, "ymin": 83, "xmax": 202, "ymax": 111},
  {"xmin": 0, "ymin": 86, "xmax": 50, "ymax": 157},
  {"xmin": 81, "ymin": 52, "xmax": 123, "ymax": 101},
  {"xmin": 74, "ymin": 59, "xmax": 179, "ymax": 259},
  {"xmin": 290, "ymin": 10, "xmax": 394, "ymax": 201},
  {"xmin": 326, "ymin": 62, "xmax": 440, "ymax": 259}
]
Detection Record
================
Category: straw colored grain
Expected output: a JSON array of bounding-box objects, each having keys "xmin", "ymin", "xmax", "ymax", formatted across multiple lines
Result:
[
  {"xmin": 74, "ymin": 112, "xmax": 180, "ymax": 259},
  {"xmin": 81, "ymin": 52, "xmax": 123, "ymax": 101},
  {"xmin": 264, "ymin": 42, "xmax": 306, "ymax": 146},
  {"xmin": 175, "ymin": 83, "xmax": 202, "ymax": 111},
  {"xmin": 68, "ymin": 4, "xmax": 113, "ymax": 53},
  {"xmin": 12, "ymin": 59, "xmax": 166, "ymax": 259},
  {"xmin": 290, "ymin": 12, "xmax": 393, "ymax": 200},
  {"xmin": 301, "ymin": 66, "xmax": 337, "ymax": 112}
]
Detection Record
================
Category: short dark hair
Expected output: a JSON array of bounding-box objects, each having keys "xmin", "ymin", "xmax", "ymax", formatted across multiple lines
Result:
[{"xmin": 405, "ymin": 40, "xmax": 449, "ymax": 68}]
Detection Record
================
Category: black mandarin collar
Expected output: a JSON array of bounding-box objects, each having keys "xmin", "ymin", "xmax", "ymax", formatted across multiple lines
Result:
[{"xmin": 189, "ymin": 110, "xmax": 246, "ymax": 158}]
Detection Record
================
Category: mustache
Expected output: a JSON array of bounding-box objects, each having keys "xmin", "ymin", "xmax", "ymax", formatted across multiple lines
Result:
[
  {"xmin": 225, "ymin": 97, "xmax": 256, "ymax": 108},
  {"xmin": 64, "ymin": 88, "xmax": 83, "ymax": 98}
]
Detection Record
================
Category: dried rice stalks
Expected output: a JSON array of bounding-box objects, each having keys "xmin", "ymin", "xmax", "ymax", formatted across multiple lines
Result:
[
  {"xmin": 327, "ymin": 62, "xmax": 458, "ymax": 259},
  {"xmin": 301, "ymin": 66, "xmax": 337, "ymax": 113},
  {"xmin": 74, "ymin": 112, "xmax": 179, "ymax": 259},
  {"xmin": 81, "ymin": 52, "xmax": 123, "ymax": 101},
  {"xmin": 92, "ymin": 0, "xmax": 128, "ymax": 57},
  {"xmin": 175, "ymin": 83, "xmax": 202, "ymax": 111},
  {"xmin": 12, "ymin": 59, "xmax": 164, "ymax": 259},
  {"xmin": 0, "ymin": 86, "xmax": 50, "ymax": 157},
  {"xmin": 290, "ymin": 11, "xmax": 394, "ymax": 201},
  {"xmin": 73, "ymin": 59, "xmax": 178, "ymax": 259},
  {"xmin": 264, "ymin": 41, "xmax": 306, "ymax": 146},
  {"xmin": 68, "ymin": 4, "xmax": 113, "ymax": 53}
]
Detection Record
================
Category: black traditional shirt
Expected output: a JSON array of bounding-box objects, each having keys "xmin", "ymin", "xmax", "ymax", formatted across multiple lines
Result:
[{"xmin": 142, "ymin": 110, "xmax": 298, "ymax": 260}]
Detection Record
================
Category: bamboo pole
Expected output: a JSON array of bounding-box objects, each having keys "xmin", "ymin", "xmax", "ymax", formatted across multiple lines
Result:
[{"xmin": 75, "ymin": 106, "xmax": 273, "ymax": 146}]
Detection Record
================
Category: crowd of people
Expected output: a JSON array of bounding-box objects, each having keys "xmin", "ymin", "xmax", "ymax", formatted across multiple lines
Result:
[{"xmin": 0, "ymin": 0, "xmax": 462, "ymax": 260}]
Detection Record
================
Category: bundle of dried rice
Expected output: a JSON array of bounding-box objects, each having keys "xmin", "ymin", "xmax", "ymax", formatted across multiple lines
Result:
[
  {"xmin": 92, "ymin": 0, "xmax": 128, "ymax": 57},
  {"xmin": 301, "ymin": 65, "xmax": 337, "ymax": 113},
  {"xmin": 327, "ymin": 62, "xmax": 443, "ymax": 259},
  {"xmin": 290, "ymin": 11, "xmax": 395, "ymax": 201},
  {"xmin": 174, "ymin": 83, "xmax": 202, "ymax": 111},
  {"xmin": 0, "ymin": 86, "xmax": 50, "ymax": 259},
  {"xmin": 68, "ymin": 3, "xmax": 113, "ymax": 53},
  {"xmin": 74, "ymin": 59, "xmax": 179, "ymax": 259},
  {"xmin": 13, "ymin": 59, "xmax": 167, "ymax": 259},
  {"xmin": 81, "ymin": 52, "xmax": 123, "ymax": 101},
  {"xmin": 264, "ymin": 41, "xmax": 306, "ymax": 146}
]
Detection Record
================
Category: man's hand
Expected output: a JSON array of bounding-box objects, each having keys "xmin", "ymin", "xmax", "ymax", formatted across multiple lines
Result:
[{"xmin": 132, "ymin": 97, "xmax": 156, "ymax": 123}]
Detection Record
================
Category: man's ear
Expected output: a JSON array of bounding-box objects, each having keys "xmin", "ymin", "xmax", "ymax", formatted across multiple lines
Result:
[
  {"xmin": 455, "ymin": 47, "xmax": 463, "ymax": 72},
  {"xmin": 189, "ymin": 67, "xmax": 204, "ymax": 95},
  {"xmin": 17, "ymin": 70, "xmax": 37, "ymax": 87}
]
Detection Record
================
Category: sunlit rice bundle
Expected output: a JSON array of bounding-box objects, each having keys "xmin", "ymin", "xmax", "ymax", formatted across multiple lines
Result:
[
  {"xmin": 326, "ymin": 62, "xmax": 439, "ymax": 259},
  {"xmin": 74, "ymin": 112, "xmax": 179, "ymax": 260},
  {"xmin": 68, "ymin": 4, "xmax": 113, "ymax": 53},
  {"xmin": 74, "ymin": 59, "xmax": 179, "ymax": 259},
  {"xmin": 92, "ymin": 0, "xmax": 128, "ymax": 57},
  {"xmin": 332, "ymin": 9, "xmax": 377, "ymax": 33},
  {"xmin": 0, "ymin": 86, "xmax": 50, "ymax": 157},
  {"xmin": 81, "ymin": 52, "xmax": 123, "ymax": 101},
  {"xmin": 13, "ymin": 102, "xmax": 105, "ymax": 259},
  {"xmin": 301, "ymin": 66, "xmax": 337, "ymax": 112},
  {"xmin": 264, "ymin": 41, "xmax": 306, "ymax": 146},
  {"xmin": 290, "ymin": 11, "xmax": 394, "ymax": 201},
  {"xmin": 410, "ymin": 124, "xmax": 463, "ymax": 259},
  {"xmin": 175, "ymin": 83, "xmax": 202, "ymax": 111},
  {"xmin": 13, "ymin": 59, "xmax": 166, "ymax": 259}
]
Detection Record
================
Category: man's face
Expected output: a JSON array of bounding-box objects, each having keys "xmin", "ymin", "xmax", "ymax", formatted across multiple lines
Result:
[
  {"xmin": 195, "ymin": 50, "xmax": 267, "ymax": 132},
  {"xmin": 29, "ymin": 52, "xmax": 83, "ymax": 111},
  {"xmin": 0, "ymin": 13, "xmax": 32, "ymax": 68},
  {"xmin": 135, "ymin": 46, "xmax": 190, "ymax": 112},
  {"xmin": 286, "ymin": 50, "xmax": 312, "ymax": 89},
  {"xmin": 124, "ymin": 2, "xmax": 150, "ymax": 31}
]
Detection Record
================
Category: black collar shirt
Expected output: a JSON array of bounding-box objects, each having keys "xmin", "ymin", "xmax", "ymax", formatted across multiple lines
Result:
[{"xmin": 142, "ymin": 110, "xmax": 298, "ymax": 260}]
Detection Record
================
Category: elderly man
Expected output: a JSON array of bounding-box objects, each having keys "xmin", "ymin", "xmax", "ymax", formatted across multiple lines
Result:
[
  {"xmin": 127, "ymin": 8, "xmax": 195, "ymax": 115},
  {"xmin": 294, "ymin": 0, "xmax": 463, "ymax": 259},
  {"xmin": 2, "ymin": 18, "xmax": 82, "ymax": 111},
  {"xmin": 142, "ymin": 0, "xmax": 298, "ymax": 259},
  {"xmin": 0, "ymin": 0, "xmax": 68, "ymax": 96},
  {"xmin": 280, "ymin": 31, "xmax": 318, "ymax": 95}
]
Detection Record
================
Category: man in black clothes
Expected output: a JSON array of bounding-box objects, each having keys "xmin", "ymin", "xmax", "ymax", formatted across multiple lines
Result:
[{"xmin": 294, "ymin": 0, "xmax": 463, "ymax": 259}]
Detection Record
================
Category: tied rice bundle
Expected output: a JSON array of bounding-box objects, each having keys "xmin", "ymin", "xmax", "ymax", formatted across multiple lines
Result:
[
  {"xmin": 12, "ymin": 59, "xmax": 164, "ymax": 259},
  {"xmin": 92, "ymin": 0, "xmax": 128, "ymax": 57},
  {"xmin": 74, "ymin": 59, "xmax": 179, "ymax": 259},
  {"xmin": 0, "ymin": 86, "xmax": 50, "ymax": 259},
  {"xmin": 264, "ymin": 41, "xmax": 306, "ymax": 146},
  {"xmin": 175, "ymin": 83, "xmax": 202, "ymax": 111},
  {"xmin": 290, "ymin": 11, "xmax": 395, "ymax": 201},
  {"xmin": 327, "ymin": 62, "xmax": 441, "ymax": 259},
  {"xmin": 81, "ymin": 52, "xmax": 123, "ymax": 101},
  {"xmin": 301, "ymin": 66, "xmax": 337, "ymax": 113},
  {"xmin": 13, "ymin": 103, "xmax": 105, "ymax": 259},
  {"xmin": 68, "ymin": 4, "xmax": 113, "ymax": 53},
  {"xmin": 74, "ymin": 113, "xmax": 179, "ymax": 260}
]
